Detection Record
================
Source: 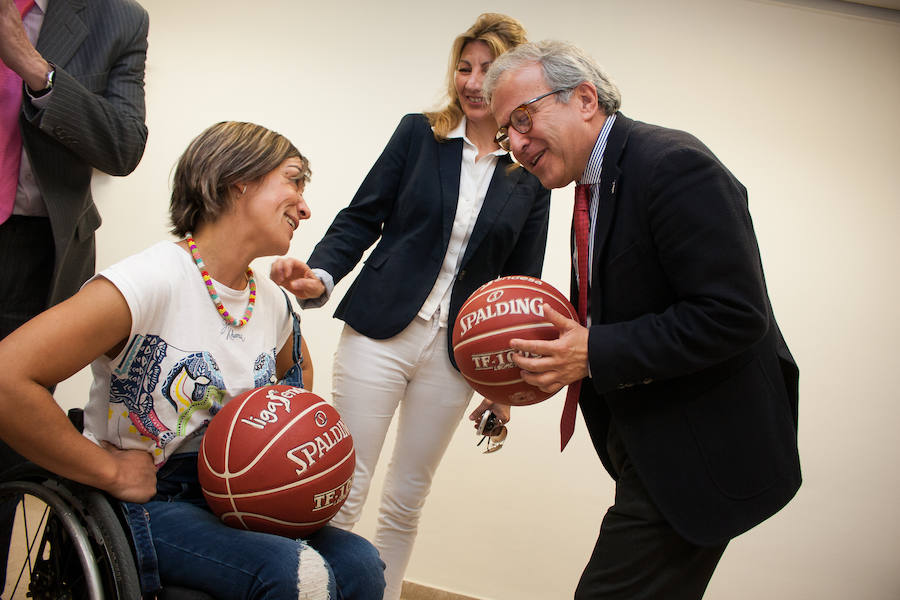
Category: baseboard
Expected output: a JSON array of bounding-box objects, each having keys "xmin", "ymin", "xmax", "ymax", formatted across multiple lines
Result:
[{"xmin": 401, "ymin": 580, "xmax": 484, "ymax": 600}]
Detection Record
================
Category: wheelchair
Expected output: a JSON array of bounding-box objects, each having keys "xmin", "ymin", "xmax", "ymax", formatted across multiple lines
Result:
[
  {"xmin": 0, "ymin": 462, "xmax": 141, "ymax": 599},
  {"xmin": 0, "ymin": 412, "xmax": 215, "ymax": 600}
]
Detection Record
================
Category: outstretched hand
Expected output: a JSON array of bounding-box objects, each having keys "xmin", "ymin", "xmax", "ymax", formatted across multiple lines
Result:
[
  {"xmin": 510, "ymin": 305, "xmax": 589, "ymax": 394},
  {"xmin": 270, "ymin": 257, "xmax": 325, "ymax": 299}
]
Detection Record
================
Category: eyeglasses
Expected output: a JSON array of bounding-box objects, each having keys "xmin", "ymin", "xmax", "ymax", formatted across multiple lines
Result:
[
  {"xmin": 476, "ymin": 410, "xmax": 508, "ymax": 453},
  {"xmin": 495, "ymin": 87, "xmax": 573, "ymax": 151}
]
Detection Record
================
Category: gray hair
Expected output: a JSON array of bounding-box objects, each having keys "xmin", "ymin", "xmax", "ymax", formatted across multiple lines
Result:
[{"xmin": 484, "ymin": 40, "xmax": 622, "ymax": 115}]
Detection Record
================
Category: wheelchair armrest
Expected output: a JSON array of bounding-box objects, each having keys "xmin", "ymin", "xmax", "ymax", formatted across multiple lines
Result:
[{"xmin": 68, "ymin": 407, "xmax": 84, "ymax": 433}]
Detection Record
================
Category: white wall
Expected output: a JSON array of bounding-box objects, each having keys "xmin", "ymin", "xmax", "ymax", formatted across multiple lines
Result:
[{"xmin": 53, "ymin": 0, "xmax": 900, "ymax": 598}]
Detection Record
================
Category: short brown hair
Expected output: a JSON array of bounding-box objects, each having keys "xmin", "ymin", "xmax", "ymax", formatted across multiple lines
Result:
[{"xmin": 169, "ymin": 121, "xmax": 310, "ymax": 236}]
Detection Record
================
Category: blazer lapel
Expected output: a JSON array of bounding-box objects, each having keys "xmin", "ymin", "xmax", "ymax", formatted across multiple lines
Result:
[
  {"xmin": 438, "ymin": 138, "xmax": 463, "ymax": 249},
  {"xmin": 589, "ymin": 113, "xmax": 633, "ymax": 317},
  {"xmin": 461, "ymin": 154, "xmax": 517, "ymax": 265},
  {"xmin": 35, "ymin": 0, "xmax": 87, "ymax": 67}
]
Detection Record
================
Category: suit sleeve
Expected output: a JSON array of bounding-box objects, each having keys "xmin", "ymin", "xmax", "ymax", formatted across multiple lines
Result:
[
  {"xmin": 587, "ymin": 144, "xmax": 770, "ymax": 392},
  {"xmin": 307, "ymin": 115, "xmax": 417, "ymax": 284},
  {"xmin": 24, "ymin": 6, "xmax": 148, "ymax": 176}
]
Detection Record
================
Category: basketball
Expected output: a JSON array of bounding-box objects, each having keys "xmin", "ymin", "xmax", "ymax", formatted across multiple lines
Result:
[
  {"xmin": 452, "ymin": 275, "xmax": 577, "ymax": 406},
  {"xmin": 198, "ymin": 385, "xmax": 355, "ymax": 538}
]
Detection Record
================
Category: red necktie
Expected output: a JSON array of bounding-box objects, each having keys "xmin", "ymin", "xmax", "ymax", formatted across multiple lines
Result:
[
  {"xmin": 0, "ymin": 0, "xmax": 36, "ymax": 225},
  {"xmin": 560, "ymin": 183, "xmax": 590, "ymax": 451}
]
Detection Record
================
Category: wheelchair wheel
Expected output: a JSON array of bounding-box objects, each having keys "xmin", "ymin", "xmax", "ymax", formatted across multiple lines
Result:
[{"xmin": 0, "ymin": 471, "xmax": 141, "ymax": 600}]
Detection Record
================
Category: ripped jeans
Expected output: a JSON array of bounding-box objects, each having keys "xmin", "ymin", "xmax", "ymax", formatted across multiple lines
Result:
[{"xmin": 123, "ymin": 453, "xmax": 385, "ymax": 599}]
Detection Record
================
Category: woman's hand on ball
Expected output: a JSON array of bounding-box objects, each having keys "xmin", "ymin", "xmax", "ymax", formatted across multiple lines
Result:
[{"xmin": 510, "ymin": 305, "xmax": 589, "ymax": 393}]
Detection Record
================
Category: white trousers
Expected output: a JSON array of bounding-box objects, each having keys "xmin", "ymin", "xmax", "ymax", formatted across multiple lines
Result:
[{"xmin": 329, "ymin": 316, "xmax": 473, "ymax": 600}]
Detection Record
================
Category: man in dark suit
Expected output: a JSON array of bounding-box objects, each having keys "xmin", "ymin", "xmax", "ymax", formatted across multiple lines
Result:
[
  {"xmin": 0, "ymin": 0, "xmax": 148, "ymax": 331},
  {"xmin": 0, "ymin": 0, "xmax": 148, "ymax": 579},
  {"xmin": 484, "ymin": 40, "xmax": 801, "ymax": 599}
]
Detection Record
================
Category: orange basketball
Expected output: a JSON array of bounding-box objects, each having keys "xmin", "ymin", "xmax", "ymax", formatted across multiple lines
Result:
[
  {"xmin": 452, "ymin": 276, "xmax": 577, "ymax": 406},
  {"xmin": 198, "ymin": 385, "xmax": 354, "ymax": 537}
]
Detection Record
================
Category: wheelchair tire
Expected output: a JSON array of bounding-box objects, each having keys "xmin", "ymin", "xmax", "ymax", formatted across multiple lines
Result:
[{"xmin": 0, "ymin": 468, "xmax": 141, "ymax": 600}]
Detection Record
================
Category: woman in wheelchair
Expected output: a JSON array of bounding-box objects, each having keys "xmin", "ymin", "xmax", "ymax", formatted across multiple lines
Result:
[{"xmin": 0, "ymin": 121, "xmax": 386, "ymax": 599}]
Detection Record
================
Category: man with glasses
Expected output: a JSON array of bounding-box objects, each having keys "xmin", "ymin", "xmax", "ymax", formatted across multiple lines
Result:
[{"xmin": 484, "ymin": 40, "xmax": 801, "ymax": 599}]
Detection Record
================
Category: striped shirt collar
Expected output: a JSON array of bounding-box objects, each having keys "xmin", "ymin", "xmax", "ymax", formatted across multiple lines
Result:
[{"xmin": 579, "ymin": 113, "xmax": 617, "ymax": 186}]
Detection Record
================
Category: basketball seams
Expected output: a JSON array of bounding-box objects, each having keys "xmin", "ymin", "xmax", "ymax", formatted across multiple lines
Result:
[
  {"xmin": 462, "ymin": 374, "xmax": 527, "ymax": 386},
  {"xmin": 222, "ymin": 386, "xmax": 269, "ymax": 519},
  {"xmin": 456, "ymin": 288, "xmax": 577, "ymax": 333},
  {"xmin": 452, "ymin": 322, "xmax": 558, "ymax": 351},
  {"xmin": 199, "ymin": 386, "xmax": 356, "ymax": 537},
  {"xmin": 224, "ymin": 400, "xmax": 333, "ymax": 479},
  {"xmin": 458, "ymin": 281, "xmax": 568, "ymax": 314},
  {"xmin": 202, "ymin": 396, "xmax": 334, "ymax": 479},
  {"xmin": 452, "ymin": 276, "xmax": 575, "ymax": 406},
  {"xmin": 203, "ymin": 448, "xmax": 355, "ymax": 499}
]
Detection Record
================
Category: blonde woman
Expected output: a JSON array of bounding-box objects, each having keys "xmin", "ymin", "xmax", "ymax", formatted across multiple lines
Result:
[{"xmin": 272, "ymin": 14, "xmax": 550, "ymax": 600}]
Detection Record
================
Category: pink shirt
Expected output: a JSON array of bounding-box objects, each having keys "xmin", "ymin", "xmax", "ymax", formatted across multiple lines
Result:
[{"xmin": 14, "ymin": 0, "xmax": 51, "ymax": 217}]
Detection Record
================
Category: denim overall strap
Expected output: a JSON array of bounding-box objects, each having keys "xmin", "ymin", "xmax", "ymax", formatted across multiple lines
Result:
[{"xmin": 278, "ymin": 289, "xmax": 305, "ymax": 388}]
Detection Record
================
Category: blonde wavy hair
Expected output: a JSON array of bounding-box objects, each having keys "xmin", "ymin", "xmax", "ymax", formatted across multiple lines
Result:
[{"xmin": 425, "ymin": 13, "xmax": 528, "ymax": 141}]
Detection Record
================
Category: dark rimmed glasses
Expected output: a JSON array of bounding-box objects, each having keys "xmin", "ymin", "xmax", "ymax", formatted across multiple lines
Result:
[{"xmin": 495, "ymin": 87, "xmax": 573, "ymax": 152}]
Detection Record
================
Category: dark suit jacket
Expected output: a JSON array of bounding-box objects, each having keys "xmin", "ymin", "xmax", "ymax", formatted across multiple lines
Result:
[
  {"xmin": 19, "ymin": 0, "xmax": 148, "ymax": 307},
  {"xmin": 577, "ymin": 113, "xmax": 801, "ymax": 546},
  {"xmin": 308, "ymin": 113, "xmax": 550, "ymax": 364}
]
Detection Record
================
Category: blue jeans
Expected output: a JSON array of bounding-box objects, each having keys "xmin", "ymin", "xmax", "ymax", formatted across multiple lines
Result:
[{"xmin": 124, "ymin": 454, "xmax": 385, "ymax": 599}]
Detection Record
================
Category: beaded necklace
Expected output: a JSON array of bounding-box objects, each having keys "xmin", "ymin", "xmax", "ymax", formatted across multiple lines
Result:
[{"xmin": 186, "ymin": 233, "xmax": 256, "ymax": 327}]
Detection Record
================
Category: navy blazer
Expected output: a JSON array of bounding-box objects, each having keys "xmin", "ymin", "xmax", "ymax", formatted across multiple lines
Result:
[
  {"xmin": 577, "ymin": 113, "xmax": 801, "ymax": 546},
  {"xmin": 308, "ymin": 114, "xmax": 551, "ymax": 365},
  {"xmin": 20, "ymin": 0, "xmax": 148, "ymax": 307}
]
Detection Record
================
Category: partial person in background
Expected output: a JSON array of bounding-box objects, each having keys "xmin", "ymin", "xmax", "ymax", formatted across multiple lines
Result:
[
  {"xmin": 0, "ymin": 0, "xmax": 149, "ymax": 580},
  {"xmin": 484, "ymin": 40, "xmax": 801, "ymax": 599},
  {"xmin": 0, "ymin": 121, "xmax": 385, "ymax": 599},
  {"xmin": 271, "ymin": 13, "xmax": 550, "ymax": 600}
]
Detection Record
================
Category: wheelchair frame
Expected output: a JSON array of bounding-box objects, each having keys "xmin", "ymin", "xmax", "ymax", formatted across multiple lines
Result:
[{"xmin": 0, "ymin": 464, "xmax": 141, "ymax": 599}]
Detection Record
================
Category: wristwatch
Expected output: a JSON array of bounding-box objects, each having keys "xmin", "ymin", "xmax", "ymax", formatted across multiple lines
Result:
[{"xmin": 28, "ymin": 63, "xmax": 55, "ymax": 98}]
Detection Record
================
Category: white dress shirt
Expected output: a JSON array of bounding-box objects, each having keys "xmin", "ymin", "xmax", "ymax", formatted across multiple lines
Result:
[
  {"xmin": 308, "ymin": 117, "xmax": 507, "ymax": 328},
  {"xmin": 417, "ymin": 117, "xmax": 506, "ymax": 326}
]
